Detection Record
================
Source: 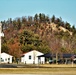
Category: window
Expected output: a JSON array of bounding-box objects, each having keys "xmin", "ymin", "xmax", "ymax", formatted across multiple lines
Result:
[
  {"xmin": 5, "ymin": 58, "xmax": 7, "ymax": 61},
  {"xmin": 29, "ymin": 55, "xmax": 31, "ymax": 59},
  {"xmin": 1, "ymin": 58, "xmax": 4, "ymax": 62},
  {"xmin": 8, "ymin": 58, "xmax": 10, "ymax": 60}
]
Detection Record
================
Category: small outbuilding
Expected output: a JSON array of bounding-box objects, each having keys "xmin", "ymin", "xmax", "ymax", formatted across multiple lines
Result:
[
  {"xmin": 1, "ymin": 52, "xmax": 13, "ymax": 63},
  {"xmin": 21, "ymin": 50, "xmax": 45, "ymax": 64},
  {"xmin": 38, "ymin": 53, "xmax": 76, "ymax": 64}
]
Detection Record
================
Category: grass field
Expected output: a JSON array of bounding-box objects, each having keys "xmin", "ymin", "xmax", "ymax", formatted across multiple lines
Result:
[
  {"xmin": 0, "ymin": 68, "xmax": 76, "ymax": 74},
  {"xmin": 0, "ymin": 64, "xmax": 76, "ymax": 74}
]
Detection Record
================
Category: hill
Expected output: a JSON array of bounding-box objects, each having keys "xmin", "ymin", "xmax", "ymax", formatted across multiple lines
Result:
[{"xmin": 1, "ymin": 13, "xmax": 76, "ymax": 58}]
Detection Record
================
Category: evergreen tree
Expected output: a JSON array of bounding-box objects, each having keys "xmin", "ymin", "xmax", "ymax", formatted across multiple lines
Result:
[{"xmin": 51, "ymin": 15, "xmax": 55, "ymax": 22}]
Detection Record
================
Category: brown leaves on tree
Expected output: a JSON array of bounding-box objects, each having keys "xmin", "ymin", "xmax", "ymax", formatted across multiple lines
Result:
[{"xmin": 8, "ymin": 42, "xmax": 22, "ymax": 58}]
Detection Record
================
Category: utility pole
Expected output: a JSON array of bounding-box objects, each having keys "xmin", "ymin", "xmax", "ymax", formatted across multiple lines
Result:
[{"xmin": 0, "ymin": 22, "xmax": 4, "ymax": 64}]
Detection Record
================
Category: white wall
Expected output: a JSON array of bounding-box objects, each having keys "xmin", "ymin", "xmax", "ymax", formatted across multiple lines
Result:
[
  {"xmin": 21, "ymin": 50, "xmax": 45, "ymax": 64},
  {"xmin": 1, "ymin": 53, "xmax": 13, "ymax": 63}
]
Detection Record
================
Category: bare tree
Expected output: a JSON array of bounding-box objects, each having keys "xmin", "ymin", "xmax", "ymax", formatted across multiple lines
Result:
[{"xmin": 49, "ymin": 34, "xmax": 61, "ymax": 64}]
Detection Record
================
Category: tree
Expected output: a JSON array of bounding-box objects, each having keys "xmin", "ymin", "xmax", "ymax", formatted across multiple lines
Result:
[
  {"xmin": 22, "ymin": 16, "xmax": 27, "ymax": 23},
  {"xmin": 17, "ymin": 18, "xmax": 21, "ymax": 30},
  {"xmin": 71, "ymin": 25, "xmax": 76, "ymax": 35},
  {"xmin": 7, "ymin": 38, "xmax": 14, "ymax": 44},
  {"xmin": 55, "ymin": 18, "xmax": 60, "ymax": 24},
  {"xmin": 65, "ymin": 22, "xmax": 71, "ymax": 30},
  {"xmin": 45, "ymin": 15, "xmax": 50, "ymax": 23},
  {"xmin": 51, "ymin": 15, "xmax": 55, "ymax": 22},
  {"xmin": 28, "ymin": 16, "xmax": 33, "ymax": 26},
  {"xmin": 19, "ymin": 29, "xmax": 50, "ymax": 53},
  {"xmin": 49, "ymin": 34, "xmax": 62, "ymax": 64},
  {"xmin": 8, "ymin": 18, "xmax": 12, "ymax": 24},
  {"xmin": 13, "ymin": 20, "xmax": 17, "ymax": 29},
  {"xmin": 21, "ymin": 44, "xmax": 36, "ymax": 52},
  {"xmin": 61, "ymin": 34, "xmax": 76, "ymax": 54},
  {"xmin": 39, "ymin": 13, "xmax": 46, "ymax": 22},
  {"xmin": 2, "ymin": 43, "xmax": 9, "ymax": 53},
  {"xmin": 67, "ymin": 35, "xmax": 76, "ymax": 54},
  {"xmin": 34, "ymin": 14, "xmax": 38, "ymax": 22},
  {"xmin": 41, "ymin": 13, "xmax": 45, "ymax": 22},
  {"xmin": 8, "ymin": 43, "xmax": 22, "ymax": 58},
  {"xmin": 39, "ymin": 13, "xmax": 42, "ymax": 22}
]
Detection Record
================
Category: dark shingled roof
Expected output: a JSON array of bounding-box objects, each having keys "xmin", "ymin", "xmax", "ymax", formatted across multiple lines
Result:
[
  {"xmin": 63, "ymin": 54, "xmax": 73, "ymax": 58},
  {"xmin": 38, "ymin": 53, "xmax": 76, "ymax": 58},
  {"xmin": 38, "ymin": 53, "xmax": 58, "ymax": 58}
]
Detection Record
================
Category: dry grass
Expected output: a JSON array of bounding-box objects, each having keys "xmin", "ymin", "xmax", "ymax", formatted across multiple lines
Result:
[
  {"xmin": 39, "ymin": 64, "xmax": 76, "ymax": 67},
  {"xmin": 0, "ymin": 67, "xmax": 76, "ymax": 74},
  {"xmin": 0, "ymin": 64, "xmax": 76, "ymax": 74}
]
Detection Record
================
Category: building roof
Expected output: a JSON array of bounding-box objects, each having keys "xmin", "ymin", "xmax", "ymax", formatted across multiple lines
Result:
[
  {"xmin": 38, "ymin": 53, "xmax": 76, "ymax": 58},
  {"xmin": 63, "ymin": 54, "xmax": 73, "ymax": 58},
  {"xmin": 21, "ymin": 50, "xmax": 44, "ymax": 57},
  {"xmin": 1, "ymin": 52, "xmax": 13, "ymax": 57},
  {"xmin": 38, "ymin": 53, "xmax": 57, "ymax": 58}
]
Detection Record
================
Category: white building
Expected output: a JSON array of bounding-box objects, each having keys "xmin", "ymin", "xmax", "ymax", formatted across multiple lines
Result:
[
  {"xmin": 1, "ymin": 52, "xmax": 13, "ymax": 63},
  {"xmin": 21, "ymin": 50, "xmax": 45, "ymax": 64}
]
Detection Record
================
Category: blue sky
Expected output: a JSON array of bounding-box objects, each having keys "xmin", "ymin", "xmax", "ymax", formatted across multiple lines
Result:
[{"xmin": 0, "ymin": 0, "xmax": 76, "ymax": 26}]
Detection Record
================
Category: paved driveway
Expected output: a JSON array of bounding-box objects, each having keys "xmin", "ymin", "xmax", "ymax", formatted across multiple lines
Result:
[{"xmin": 0, "ymin": 64, "xmax": 17, "ymax": 68}]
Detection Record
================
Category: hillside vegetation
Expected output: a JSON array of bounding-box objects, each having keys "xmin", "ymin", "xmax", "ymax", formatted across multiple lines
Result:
[{"xmin": 1, "ymin": 13, "xmax": 76, "ymax": 58}]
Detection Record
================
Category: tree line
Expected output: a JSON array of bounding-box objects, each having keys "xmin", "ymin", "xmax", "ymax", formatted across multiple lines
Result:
[{"xmin": 1, "ymin": 13, "xmax": 76, "ymax": 59}]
